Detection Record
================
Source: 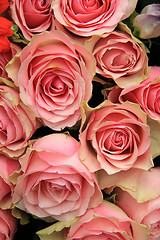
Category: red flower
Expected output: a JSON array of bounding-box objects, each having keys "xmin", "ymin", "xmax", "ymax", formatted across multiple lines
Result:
[
  {"xmin": 0, "ymin": 17, "xmax": 13, "ymax": 53},
  {"xmin": 0, "ymin": 0, "xmax": 9, "ymax": 14},
  {"xmin": 0, "ymin": 17, "xmax": 12, "ymax": 35}
]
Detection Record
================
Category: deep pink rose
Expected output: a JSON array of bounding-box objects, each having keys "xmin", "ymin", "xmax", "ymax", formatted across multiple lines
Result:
[
  {"xmin": 116, "ymin": 173, "xmax": 160, "ymax": 240},
  {"xmin": 53, "ymin": 0, "xmax": 137, "ymax": 36},
  {"xmin": 0, "ymin": 154, "xmax": 20, "ymax": 209},
  {"xmin": 109, "ymin": 67, "xmax": 160, "ymax": 121},
  {"xmin": 0, "ymin": 208, "xmax": 17, "ymax": 240},
  {"xmin": 10, "ymin": 0, "xmax": 55, "ymax": 40},
  {"xmin": 13, "ymin": 133, "xmax": 103, "ymax": 221},
  {"xmin": 66, "ymin": 201, "xmax": 149, "ymax": 240},
  {"xmin": 0, "ymin": 43, "xmax": 21, "ymax": 82},
  {"xmin": 90, "ymin": 29, "xmax": 148, "ymax": 88},
  {"xmin": 79, "ymin": 101, "xmax": 153, "ymax": 174},
  {"xmin": 0, "ymin": 85, "xmax": 39, "ymax": 157},
  {"xmin": 6, "ymin": 30, "xmax": 95, "ymax": 130}
]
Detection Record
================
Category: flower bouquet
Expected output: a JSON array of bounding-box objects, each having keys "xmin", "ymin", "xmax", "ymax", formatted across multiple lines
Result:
[{"xmin": 0, "ymin": 0, "xmax": 160, "ymax": 239}]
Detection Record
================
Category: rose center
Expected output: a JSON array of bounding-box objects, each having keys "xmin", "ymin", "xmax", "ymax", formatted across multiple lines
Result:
[
  {"xmin": 82, "ymin": 0, "xmax": 103, "ymax": 8},
  {"xmin": 39, "ymin": 180, "xmax": 71, "ymax": 203},
  {"xmin": 98, "ymin": 129, "xmax": 129, "ymax": 153},
  {"xmin": 72, "ymin": 0, "xmax": 103, "ymax": 15},
  {"xmin": 108, "ymin": 130, "xmax": 128, "ymax": 151},
  {"xmin": 150, "ymin": 221, "xmax": 160, "ymax": 238},
  {"xmin": 50, "ymin": 77, "xmax": 66, "ymax": 93},
  {"xmin": 42, "ymin": 74, "xmax": 67, "ymax": 96},
  {"xmin": 34, "ymin": 0, "xmax": 50, "ymax": 9},
  {"xmin": 112, "ymin": 131, "xmax": 124, "ymax": 146},
  {"xmin": 113, "ymin": 52, "xmax": 135, "ymax": 67}
]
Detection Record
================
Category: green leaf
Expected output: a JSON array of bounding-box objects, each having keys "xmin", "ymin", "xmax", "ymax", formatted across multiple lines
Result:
[
  {"xmin": 11, "ymin": 22, "xmax": 29, "ymax": 45},
  {"xmin": 122, "ymin": 10, "xmax": 139, "ymax": 34},
  {"xmin": 105, "ymin": 194, "xmax": 117, "ymax": 204},
  {"xmin": 12, "ymin": 207, "xmax": 30, "ymax": 225}
]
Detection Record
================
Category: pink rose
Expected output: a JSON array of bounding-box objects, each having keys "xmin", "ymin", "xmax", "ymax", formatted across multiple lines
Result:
[
  {"xmin": 0, "ymin": 43, "xmax": 21, "ymax": 82},
  {"xmin": 53, "ymin": 0, "xmax": 137, "ymax": 36},
  {"xmin": 6, "ymin": 31, "xmax": 95, "ymax": 130},
  {"xmin": 13, "ymin": 133, "xmax": 103, "ymax": 221},
  {"xmin": 66, "ymin": 201, "xmax": 148, "ymax": 240},
  {"xmin": 79, "ymin": 101, "xmax": 153, "ymax": 174},
  {"xmin": 109, "ymin": 67, "xmax": 160, "ymax": 121},
  {"xmin": 0, "ymin": 208, "xmax": 17, "ymax": 240},
  {"xmin": 0, "ymin": 85, "xmax": 39, "ymax": 157},
  {"xmin": 90, "ymin": 29, "xmax": 148, "ymax": 88},
  {"xmin": 10, "ymin": 0, "xmax": 55, "ymax": 40},
  {"xmin": 0, "ymin": 154, "xmax": 20, "ymax": 209},
  {"xmin": 116, "ymin": 174, "xmax": 160, "ymax": 240}
]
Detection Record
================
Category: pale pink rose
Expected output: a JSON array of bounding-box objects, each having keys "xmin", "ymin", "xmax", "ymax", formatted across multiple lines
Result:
[
  {"xmin": 10, "ymin": 0, "xmax": 55, "ymax": 40},
  {"xmin": 13, "ymin": 133, "xmax": 103, "ymax": 221},
  {"xmin": 79, "ymin": 101, "xmax": 153, "ymax": 174},
  {"xmin": 66, "ymin": 200, "xmax": 149, "ymax": 240},
  {"xmin": 0, "ymin": 43, "xmax": 21, "ymax": 82},
  {"xmin": 0, "ymin": 85, "xmax": 39, "ymax": 157},
  {"xmin": 53, "ymin": 0, "xmax": 137, "ymax": 36},
  {"xmin": 6, "ymin": 31, "xmax": 95, "ymax": 130},
  {"xmin": 97, "ymin": 167, "xmax": 160, "ymax": 204},
  {"xmin": 90, "ymin": 29, "xmax": 148, "ymax": 88},
  {"xmin": 116, "ymin": 180, "xmax": 160, "ymax": 240},
  {"xmin": 133, "ymin": 4, "xmax": 160, "ymax": 39},
  {"xmin": 0, "ymin": 154, "xmax": 20, "ymax": 209},
  {"xmin": 109, "ymin": 67, "xmax": 160, "ymax": 121},
  {"xmin": 0, "ymin": 208, "xmax": 17, "ymax": 240}
]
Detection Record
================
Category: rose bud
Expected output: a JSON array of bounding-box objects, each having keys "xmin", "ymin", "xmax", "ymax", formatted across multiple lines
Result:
[{"xmin": 133, "ymin": 4, "xmax": 160, "ymax": 39}]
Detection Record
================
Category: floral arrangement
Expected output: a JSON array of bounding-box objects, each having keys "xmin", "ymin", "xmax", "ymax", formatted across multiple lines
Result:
[{"xmin": 0, "ymin": 0, "xmax": 160, "ymax": 239}]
